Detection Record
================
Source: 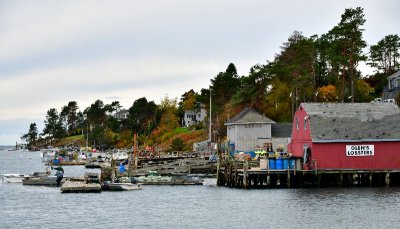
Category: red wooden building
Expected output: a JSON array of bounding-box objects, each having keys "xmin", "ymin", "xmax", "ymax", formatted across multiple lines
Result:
[{"xmin": 289, "ymin": 103, "xmax": 400, "ymax": 170}]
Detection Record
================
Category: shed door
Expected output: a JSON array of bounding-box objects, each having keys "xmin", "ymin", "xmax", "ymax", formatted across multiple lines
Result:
[{"xmin": 303, "ymin": 145, "xmax": 311, "ymax": 165}]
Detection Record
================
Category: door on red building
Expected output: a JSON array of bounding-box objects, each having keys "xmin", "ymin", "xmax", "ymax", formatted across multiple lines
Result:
[{"xmin": 303, "ymin": 145, "xmax": 311, "ymax": 169}]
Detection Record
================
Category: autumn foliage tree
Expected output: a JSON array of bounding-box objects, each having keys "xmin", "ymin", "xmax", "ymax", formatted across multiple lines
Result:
[{"xmin": 316, "ymin": 85, "xmax": 338, "ymax": 102}]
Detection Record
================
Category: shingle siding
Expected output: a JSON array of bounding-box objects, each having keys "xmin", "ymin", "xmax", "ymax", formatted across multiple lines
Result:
[{"xmin": 301, "ymin": 103, "xmax": 400, "ymax": 142}]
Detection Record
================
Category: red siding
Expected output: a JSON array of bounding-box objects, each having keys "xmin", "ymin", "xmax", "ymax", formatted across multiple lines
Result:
[
  {"xmin": 312, "ymin": 142, "xmax": 400, "ymax": 170},
  {"xmin": 289, "ymin": 104, "xmax": 400, "ymax": 170},
  {"xmin": 289, "ymin": 106, "xmax": 312, "ymax": 157}
]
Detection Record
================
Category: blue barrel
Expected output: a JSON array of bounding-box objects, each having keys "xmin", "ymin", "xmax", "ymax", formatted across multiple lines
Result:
[
  {"xmin": 276, "ymin": 158, "xmax": 283, "ymax": 169},
  {"xmin": 248, "ymin": 151, "xmax": 255, "ymax": 158},
  {"xmin": 53, "ymin": 159, "xmax": 59, "ymax": 164},
  {"xmin": 269, "ymin": 158, "xmax": 276, "ymax": 170},
  {"xmin": 289, "ymin": 159, "xmax": 295, "ymax": 169},
  {"xmin": 283, "ymin": 159, "xmax": 289, "ymax": 169},
  {"xmin": 119, "ymin": 164, "xmax": 125, "ymax": 173}
]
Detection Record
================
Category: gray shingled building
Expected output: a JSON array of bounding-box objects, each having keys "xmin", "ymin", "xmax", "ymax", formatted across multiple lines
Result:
[
  {"xmin": 302, "ymin": 103, "xmax": 400, "ymax": 142},
  {"xmin": 225, "ymin": 108, "xmax": 291, "ymax": 152}
]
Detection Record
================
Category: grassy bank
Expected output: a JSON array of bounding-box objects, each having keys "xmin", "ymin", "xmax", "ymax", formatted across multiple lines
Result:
[{"xmin": 47, "ymin": 127, "xmax": 207, "ymax": 151}]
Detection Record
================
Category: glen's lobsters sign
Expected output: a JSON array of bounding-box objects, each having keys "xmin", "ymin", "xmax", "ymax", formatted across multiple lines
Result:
[{"xmin": 346, "ymin": 145, "xmax": 374, "ymax": 156}]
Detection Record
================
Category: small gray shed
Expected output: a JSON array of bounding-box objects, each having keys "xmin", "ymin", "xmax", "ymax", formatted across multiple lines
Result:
[{"xmin": 225, "ymin": 108, "xmax": 275, "ymax": 152}]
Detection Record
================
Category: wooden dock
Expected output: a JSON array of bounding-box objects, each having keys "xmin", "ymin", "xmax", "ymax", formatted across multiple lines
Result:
[
  {"xmin": 137, "ymin": 179, "xmax": 203, "ymax": 185},
  {"xmin": 61, "ymin": 181, "xmax": 102, "ymax": 193},
  {"xmin": 60, "ymin": 172, "xmax": 102, "ymax": 193},
  {"xmin": 217, "ymin": 160, "xmax": 400, "ymax": 188},
  {"xmin": 51, "ymin": 161, "xmax": 86, "ymax": 166}
]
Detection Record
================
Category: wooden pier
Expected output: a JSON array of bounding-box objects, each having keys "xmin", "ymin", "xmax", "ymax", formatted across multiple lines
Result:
[
  {"xmin": 60, "ymin": 172, "xmax": 102, "ymax": 193},
  {"xmin": 217, "ymin": 160, "xmax": 400, "ymax": 188},
  {"xmin": 51, "ymin": 161, "xmax": 86, "ymax": 166},
  {"xmin": 61, "ymin": 181, "xmax": 102, "ymax": 193}
]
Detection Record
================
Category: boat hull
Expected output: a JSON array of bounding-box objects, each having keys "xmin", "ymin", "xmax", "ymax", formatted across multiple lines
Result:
[
  {"xmin": 102, "ymin": 182, "xmax": 142, "ymax": 191},
  {"xmin": 1, "ymin": 174, "xmax": 31, "ymax": 183},
  {"xmin": 22, "ymin": 176, "xmax": 61, "ymax": 186}
]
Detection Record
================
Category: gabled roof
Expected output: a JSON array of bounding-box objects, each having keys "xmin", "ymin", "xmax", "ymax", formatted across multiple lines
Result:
[
  {"xmin": 387, "ymin": 70, "xmax": 400, "ymax": 80},
  {"xmin": 114, "ymin": 109, "xmax": 128, "ymax": 115},
  {"xmin": 300, "ymin": 103, "xmax": 400, "ymax": 142},
  {"xmin": 225, "ymin": 108, "xmax": 275, "ymax": 125},
  {"xmin": 271, "ymin": 123, "xmax": 292, "ymax": 138}
]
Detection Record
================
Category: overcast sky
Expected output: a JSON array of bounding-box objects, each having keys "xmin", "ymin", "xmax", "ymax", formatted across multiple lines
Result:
[{"xmin": 0, "ymin": 0, "xmax": 398, "ymax": 145}]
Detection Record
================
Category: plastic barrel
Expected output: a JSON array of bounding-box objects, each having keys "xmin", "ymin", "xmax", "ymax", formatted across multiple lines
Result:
[
  {"xmin": 269, "ymin": 158, "xmax": 276, "ymax": 170},
  {"xmin": 119, "ymin": 164, "xmax": 125, "ymax": 173},
  {"xmin": 289, "ymin": 159, "xmax": 295, "ymax": 169},
  {"xmin": 260, "ymin": 158, "xmax": 268, "ymax": 170},
  {"xmin": 276, "ymin": 158, "xmax": 283, "ymax": 169},
  {"xmin": 283, "ymin": 159, "xmax": 289, "ymax": 169},
  {"xmin": 53, "ymin": 159, "xmax": 59, "ymax": 164},
  {"xmin": 249, "ymin": 151, "xmax": 255, "ymax": 158}
]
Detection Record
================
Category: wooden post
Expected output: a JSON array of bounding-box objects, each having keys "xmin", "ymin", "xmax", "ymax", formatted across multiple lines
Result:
[
  {"xmin": 224, "ymin": 164, "xmax": 228, "ymax": 186},
  {"xmin": 243, "ymin": 161, "xmax": 248, "ymax": 188},
  {"xmin": 234, "ymin": 161, "xmax": 238, "ymax": 187},
  {"xmin": 369, "ymin": 172, "xmax": 373, "ymax": 187},
  {"xmin": 111, "ymin": 158, "xmax": 116, "ymax": 182},
  {"xmin": 316, "ymin": 174, "xmax": 321, "ymax": 187},
  {"xmin": 229, "ymin": 163, "xmax": 233, "ymax": 186},
  {"xmin": 216, "ymin": 157, "xmax": 221, "ymax": 185},
  {"xmin": 385, "ymin": 172, "xmax": 390, "ymax": 187},
  {"xmin": 339, "ymin": 173, "xmax": 343, "ymax": 187},
  {"xmin": 313, "ymin": 159, "xmax": 318, "ymax": 175}
]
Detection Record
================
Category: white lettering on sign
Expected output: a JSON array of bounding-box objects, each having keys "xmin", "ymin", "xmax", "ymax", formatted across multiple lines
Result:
[{"xmin": 346, "ymin": 145, "xmax": 374, "ymax": 156}]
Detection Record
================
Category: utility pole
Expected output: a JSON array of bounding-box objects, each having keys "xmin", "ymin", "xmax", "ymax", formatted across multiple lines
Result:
[
  {"xmin": 134, "ymin": 132, "xmax": 138, "ymax": 170},
  {"xmin": 209, "ymin": 88, "xmax": 212, "ymax": 142}
]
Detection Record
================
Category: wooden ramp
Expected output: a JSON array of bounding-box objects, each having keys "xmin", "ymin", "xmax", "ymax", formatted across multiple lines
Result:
[{"xmin": 61, "ymin": 181, "xmax": 102, "ymax": 193}]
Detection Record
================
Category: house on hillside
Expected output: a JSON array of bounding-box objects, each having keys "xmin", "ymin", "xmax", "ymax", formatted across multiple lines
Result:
[
  {"xmin": 289, "ymin": 103, "xmax": 400, "ymax": 170},
  {"xmin": 114, "ymin": 109, "xmax": 129, "ymax": 120},
  {"xmin": 383, "ymin": 70, "xmax": 400, "ymax": 101},
  {"xmin": 224, "ymin": 108, "xmax": 291, "ymax": 152},
  {"xmin": 183, "ymin": 105, "xmax": 207, "ymax": 127}
]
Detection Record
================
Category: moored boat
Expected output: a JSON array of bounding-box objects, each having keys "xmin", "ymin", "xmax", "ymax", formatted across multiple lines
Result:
[
  {"xmin": 85, "ymin": 162, "xmax": 102, "ymax": 169},
  {"xmin": 1, "ymin": 173, "xmax": 31, "ymax": 183},
  {"xmin": 22, "ymin": 176, "xmax": 64, "ymax": 186},
  {"xmin": 102, "ymin": 181, "xmax": 142, "ymax": 191},
  {"xmin": 1, "ymin": 171, "xmax": 50, "ymax": 183}
]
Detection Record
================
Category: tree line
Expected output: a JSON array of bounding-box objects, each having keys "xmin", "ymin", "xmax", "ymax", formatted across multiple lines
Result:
[{"xmin": 22, "ymin": 7, "xmax": 400, "ymax": 149}]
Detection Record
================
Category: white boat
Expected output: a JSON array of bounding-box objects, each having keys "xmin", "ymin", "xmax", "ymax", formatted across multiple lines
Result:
[
  {"xmin": 1, "ymin": 171, "xmax": 50, "ymax": 183},
  {"xmin": 1, "ymin": 173, "xmax": 31, "ymax": 183},
  {"xmin": 112, "ymin": 151, "xmax": 129, "ymax": 161}
]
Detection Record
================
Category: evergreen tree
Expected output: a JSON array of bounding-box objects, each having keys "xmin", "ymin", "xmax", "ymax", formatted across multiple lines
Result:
[
  {"xmin": 368, "ymin": 34, "xmax": 400, "ymax": 74},
  {"xmin": 43, "ymin": 108, "xmax": 65, "ymax": 142},
  {"xmin": 21, "ymin": 123, "xmax": 38, "ymax": 147},
  {"xmin": 128, "ymin": 97, "xmax": 157, "ymax": 135},
  {"xmin": 327, "ymin": 7, "xmax": 367, "ymax": 102}
]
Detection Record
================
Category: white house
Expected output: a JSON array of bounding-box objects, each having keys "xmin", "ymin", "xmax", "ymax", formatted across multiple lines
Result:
[
  {"xmin": 183, "ymin": 105, "xmax": 207, "ymax": 127},
  {"xmin": 384, "ymin": 70, "xmax": 400, "ymax": 100},
  {"xmin": 114, "ymin": 109, "xmax": 129, "ymax": 120}
]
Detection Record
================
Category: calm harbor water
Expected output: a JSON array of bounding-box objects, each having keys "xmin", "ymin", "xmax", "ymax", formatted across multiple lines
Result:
[{"xmin": 1, "ymin": 149, "xmax": 400, "ymax": 229}]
